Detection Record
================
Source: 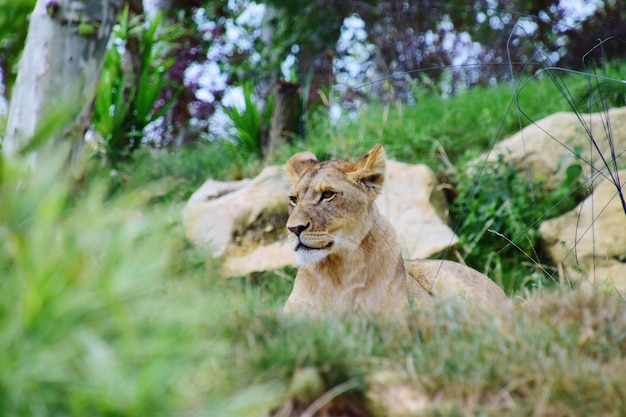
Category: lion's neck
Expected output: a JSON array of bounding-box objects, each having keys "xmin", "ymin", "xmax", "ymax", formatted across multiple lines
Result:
[
  {"xmin": 324, "ymin": 222, "xmax": 398, "ymax": 280},
  {"xmin": 303, "ymin": 207, "xmax": 408, "ymax": 311}
]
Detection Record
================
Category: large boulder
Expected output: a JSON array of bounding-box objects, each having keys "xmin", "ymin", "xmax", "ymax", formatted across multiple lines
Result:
[
  {"xmin": 484, "ymin": 106, "xmax": 626, "ymax": 188},
  {"xmin": 183, "ymin": 159, "xmax": 458, "ymax": 277},
  {"xmin": 539, "ymin": 170, "xmax": 626, "ymax": 293}
]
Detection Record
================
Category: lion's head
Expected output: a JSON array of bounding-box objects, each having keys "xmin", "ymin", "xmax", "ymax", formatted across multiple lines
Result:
[{"xmin": 284, "ymin": 144, "xmax": 386, "ymax": 265}]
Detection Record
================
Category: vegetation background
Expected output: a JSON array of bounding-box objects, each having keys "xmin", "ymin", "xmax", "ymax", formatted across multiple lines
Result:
[{"xmin": 1, "ymin": 0, "xmax": 625, "ymax": 416}]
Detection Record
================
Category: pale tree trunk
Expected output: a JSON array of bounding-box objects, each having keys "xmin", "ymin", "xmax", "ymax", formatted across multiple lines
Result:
[{"xmin": 3, "ymin": 0, "xmax": 121, "ymax": 157}]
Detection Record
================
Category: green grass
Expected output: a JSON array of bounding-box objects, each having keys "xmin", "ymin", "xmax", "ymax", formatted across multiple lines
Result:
[
  {"xmin": 112, "ymin": 66, "xmax": 623, "ymax": 198},
  {"xmin": 2, "ymin": 67, "xmax": 625, "ymax": 415},
  {"xmin": 106, "ymin": 142, "xmax": 267, "ymax": 203},
  {"xmin": 273, "ymin": 74, "xmax": 582, "ymax": 170},
  {"xmin": 111, "ymin": 72, "xmax": 588, "ymax": 196}
]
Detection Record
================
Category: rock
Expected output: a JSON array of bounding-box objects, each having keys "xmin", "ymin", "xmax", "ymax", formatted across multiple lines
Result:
[
  {"xmin": 472, "ymin": 107, "xmax": 626, "ymax": 294},
  {"xmin": 366, "ymin": 369, "xmax": 516, "ymax": 416},
  {"xmin": 539, "ymin": 170, "xmax": 626, "ymax": 293},
  {"xmin": 183, "ymin": 159, "xmax": 459, "ymax": 277},
  {"xmin": 183, "ymin": 165, "xmax": 288, "ymax": 258},
  {"xmin": 222, "ymin": 241, "xmax": 293, "ymax": 277},
  {"xmin": 366, "ymin": 371, "xmax": 434, "ymax": 417},
  {"xmin": 381, "ymin": 160, "xmax": 458, "ymax": 259},
  {"xmin": 484, "ymin": 106, "xmax": 626, "ymax": 188}
]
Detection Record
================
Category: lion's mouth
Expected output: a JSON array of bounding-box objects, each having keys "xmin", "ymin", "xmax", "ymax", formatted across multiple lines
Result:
[{"xmin": 295, "ymin": 241, "xmax": 333, "ymax": 252}]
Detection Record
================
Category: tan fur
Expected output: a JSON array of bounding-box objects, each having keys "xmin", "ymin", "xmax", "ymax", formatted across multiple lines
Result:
[{"xmin": 284, "ymin": 144, "xmax": 509, "ymax": 315}]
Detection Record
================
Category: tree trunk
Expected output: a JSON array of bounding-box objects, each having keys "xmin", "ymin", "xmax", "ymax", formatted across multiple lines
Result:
[
  {"xmin": 3, "ymin": 0, "xmax": 121, "ymax": 157},
  {"xmin": 266, "ymin": 79, "xmax": 301, "ymax": 155}
]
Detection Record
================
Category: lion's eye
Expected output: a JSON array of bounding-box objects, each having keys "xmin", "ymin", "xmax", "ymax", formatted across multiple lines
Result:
[
  {"xmin": 288, "ymin": 195, "xmax": 298, "ymax": 206},
  {"xmin": 320, "ymin": 190, "xmax": 336, "ymax": 202}
]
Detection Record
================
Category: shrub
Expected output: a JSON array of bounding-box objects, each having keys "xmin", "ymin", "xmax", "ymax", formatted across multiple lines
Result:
[
  {"xmin": 450, "ymin": 155, "xmax": 583, "ymax": 293},
  {"xmin": 92, "ymin": 7, "xmax": 183, "ymax": 165},
  {"xmin": 223, "ymin": 82, "xmax": 274, "ymax": 157}
]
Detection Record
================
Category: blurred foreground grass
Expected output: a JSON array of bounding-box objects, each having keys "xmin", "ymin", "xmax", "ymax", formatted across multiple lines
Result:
[{"xmin": 2, "ymin": 145, "xmax": 625, "ymax": 417}]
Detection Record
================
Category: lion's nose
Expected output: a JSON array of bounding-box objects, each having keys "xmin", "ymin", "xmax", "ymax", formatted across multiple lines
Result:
[{"xmin": 287, "ymin": 222, "xmax": 310, "ymax": 237}]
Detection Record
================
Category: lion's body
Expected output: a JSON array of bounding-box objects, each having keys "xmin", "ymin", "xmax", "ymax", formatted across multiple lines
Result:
[{"xmin": 284, "ymin": 144, "xmax": 508, "ymax": 315}]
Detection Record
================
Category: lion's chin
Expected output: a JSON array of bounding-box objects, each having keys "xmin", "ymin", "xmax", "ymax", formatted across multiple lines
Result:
[{"xmin": 293, "ymin": 242, "xmax": 333, "ymax": 266}]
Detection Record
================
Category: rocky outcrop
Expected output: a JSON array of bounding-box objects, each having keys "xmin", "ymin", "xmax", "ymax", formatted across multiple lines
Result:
[
  {"xmin": 183, "ymin": 159, "xmax": 458, "ymax": 277},
  {"xmin": 539, "ymin": 170, "xmax": 626, "ymax": 293},
  {"xmin": 484, "ymin": 106, "xmax": 626, "ymax": 189}
]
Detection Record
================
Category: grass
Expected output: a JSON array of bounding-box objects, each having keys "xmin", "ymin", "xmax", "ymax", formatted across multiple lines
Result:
[
  {"xmin": 272, "ymin": 73, "xmax": 583, "ymax": 169},
  {"xmin": 2, "ymin": 63, "xmax": 626, "ymax": 416},
  {"xmin": 111, "ymin": 72, "xmax": 585, "ymax": 206}
]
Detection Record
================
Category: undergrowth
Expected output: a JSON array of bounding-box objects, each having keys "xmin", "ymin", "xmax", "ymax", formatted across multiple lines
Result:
[{"xmin": 450, "ymin": 155, "xmax": 585, "ymax": 293}]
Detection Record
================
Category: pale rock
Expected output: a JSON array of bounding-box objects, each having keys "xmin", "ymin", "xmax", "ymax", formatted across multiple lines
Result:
[
  {"xmin": 183, "ymin": 165, "xmax": 289, "ymax": 257},
  {"xmin": 366, "ymin": 371, "xmax": 434, "ymax": 417},
  {"xmin": 380, "ymin": 160, "xmax": 458, "ymax": 259},
  {"xmin": 366, "ymin": 369, "xmax": 516, "ymax": 416},
  {"xmin": 484, "ymin": 107, "xmax": 626, "ymax": 293},
  {"xmin": 485, "ymin": 106, "xmax": 626, "ymax": 188},
  {"xmin": 184, "ymin": 159, "xmax": 458, "ymax": 277},
  {"xmin": 222, "ymin": 241, "xmax": 293, "ymax": 277},
  {"xmin": 539, "ymin": 170, "xmax": 626, "ymax": 293}
]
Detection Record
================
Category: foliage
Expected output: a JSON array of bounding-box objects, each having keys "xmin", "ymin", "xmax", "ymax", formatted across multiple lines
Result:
[
  {"xmin": 152, "ymin": 1, "xmax": 272, "ymax": 147},
  {"xmin": 223, "ymin": 82, "xmax": 274, "ymax": 156},
  {"xmin": 371, "ymin": 0, "xmax": 626, "ymax": 91},
  {"xmin": 3, "ymin": 0, "xmax": 626, "ymax": 159},
  {"xmin": 450, "ymin": 155, "xmax": 583, "ymax": 293},
  {"xmin": 92, "ymin": 7, "xmax": 183, "ymax": 165},
  {"xmin": 261, "ymin": 0, "xmax": 626, "ymax": 99},
  {"xmin": 0, "ymin": 148, "xmax": 210, "ymax": 416},
  {"xmin": 557, "ymin": 0, "xmax": 626, "ymax": 69}
]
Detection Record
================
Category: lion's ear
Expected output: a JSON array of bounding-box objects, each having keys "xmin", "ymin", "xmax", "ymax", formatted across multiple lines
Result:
[
  {"xmin": 285, "ymin": 151, "xmax": 318, "ymax": 184},
  {"xmin": 350, "ymin": 144, "xmax": 386, "ymax": 194}
]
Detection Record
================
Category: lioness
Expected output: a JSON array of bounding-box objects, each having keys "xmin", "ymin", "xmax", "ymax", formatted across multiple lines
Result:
[{"xmin": 284, "ymin": 144, "xmax": 508, "ymax": 315}]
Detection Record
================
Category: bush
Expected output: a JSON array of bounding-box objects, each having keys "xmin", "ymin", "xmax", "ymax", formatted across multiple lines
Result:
[
  {"xmin": 223, "ymin": 82, "xmax": 274, "ymax": 157},
  {"xmin": 92, "ymin": 7, "xmax": 183, "ymax": 165},
  {"xmin": 450, "ymin": 155, "xmax": 584, "ymax": 293}
]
